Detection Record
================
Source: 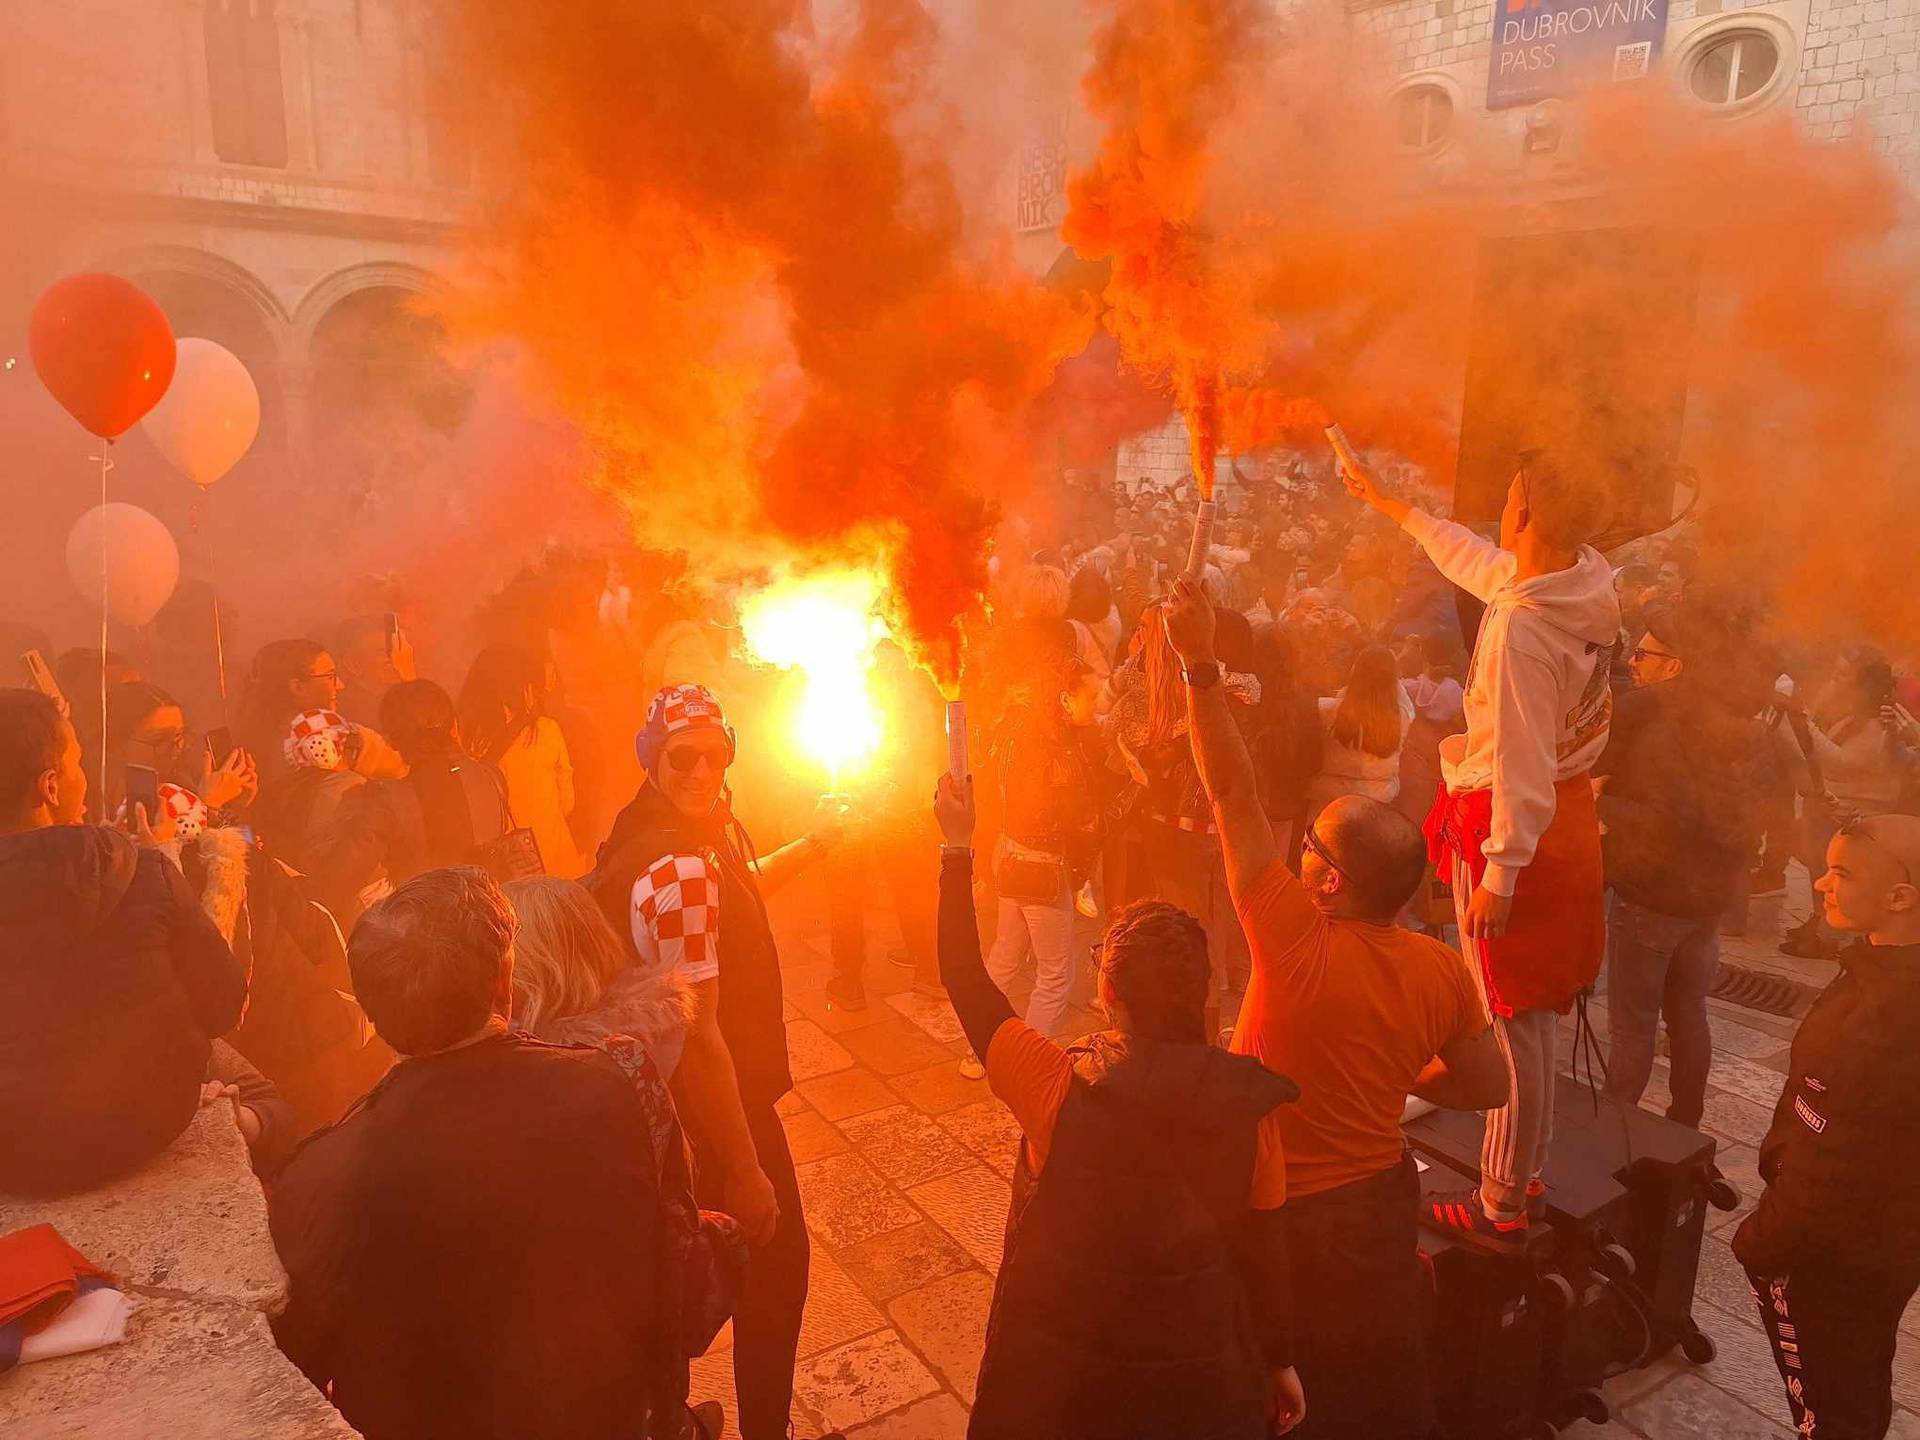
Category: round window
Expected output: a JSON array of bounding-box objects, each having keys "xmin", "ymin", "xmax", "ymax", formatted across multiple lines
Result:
[
  {"xmin": 1395, "ymin": 84, "xmax": 1455, "ymax": 150},
  {"xmin": 1688, "ymin": 31, "xmax": 1781, "ymax": 105}
]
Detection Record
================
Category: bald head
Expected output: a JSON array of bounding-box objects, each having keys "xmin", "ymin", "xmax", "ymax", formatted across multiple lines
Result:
[
  {"xmin": 1314, "ymin": 795, "xmax": 1430, "ymax": 921},
  {"xmin": 1817, "ymin": 815, "xmax": 1920, "ymax": 943}
]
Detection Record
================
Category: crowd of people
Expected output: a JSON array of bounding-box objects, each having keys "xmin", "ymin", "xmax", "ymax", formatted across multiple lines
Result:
[{"xmin": 2, "ymin": 439, "xmax": 1919, "ymax": 1440}]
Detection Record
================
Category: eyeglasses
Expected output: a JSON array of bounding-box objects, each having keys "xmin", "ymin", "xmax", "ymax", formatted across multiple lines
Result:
[
  {"xmin": 132, "ymin": 728, "xmax": 189, "ymax": 753},
  {"xmin": 665, "ymin": 746, "xmax": 730, "ymax": 775},
  {"xmin": 1630, "ymin": 646, "xmax": 1679, "ymax": 664},
  {"xmin": 1301, "ymin": 823, "xmax": 1347, "ymax": 881},
  {"xmin": 306, "ymin": 670, "xmax": 340, "ymax": 685}
]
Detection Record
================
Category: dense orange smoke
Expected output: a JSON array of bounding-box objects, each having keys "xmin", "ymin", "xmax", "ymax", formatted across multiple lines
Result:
[
  {"xmin": 1221, "ymin": 389, "xmax": 1334, "ymax": 454},
  {"xmin": 1063, "ymin": 0, "xmax": 1281, "ymax": 499},
  {"xmin": 1059, "ymin": 0, "xmax": 1920, "ymax": 652},
  {"xmin": 423, "ymin": 0, "xmax": 1920, "ymax": 667},
  {"xmin": 431, "ymin": 0, "xmax": 1093, "ymax": 691}
]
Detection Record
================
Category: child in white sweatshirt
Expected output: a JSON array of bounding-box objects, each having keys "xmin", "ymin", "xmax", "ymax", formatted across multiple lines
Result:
[{"xmin": 1341, "ymin": 446, "xmax": 1620, "ymax": 1234}]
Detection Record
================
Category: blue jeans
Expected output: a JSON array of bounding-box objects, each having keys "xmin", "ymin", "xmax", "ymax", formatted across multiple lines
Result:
[{"xmin": 1605, "ymin": 893, "xmax": 1719, "ymax": 1129}]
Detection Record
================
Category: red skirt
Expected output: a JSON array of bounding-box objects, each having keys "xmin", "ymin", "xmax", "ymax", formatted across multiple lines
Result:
[{"xmin": 1423, "ymin": 776, "xmax": 1606, "ymax": 1016}]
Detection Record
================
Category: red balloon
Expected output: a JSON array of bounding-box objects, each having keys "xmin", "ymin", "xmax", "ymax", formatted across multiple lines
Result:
[{"xmin": 28, "ymin": 274, "xmax": 177, "ymax": 439}]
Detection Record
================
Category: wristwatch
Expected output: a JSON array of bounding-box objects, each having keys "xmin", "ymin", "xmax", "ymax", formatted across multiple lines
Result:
[{"xmin": 1182, "ymin": 660, "xmax": 1223, "ymax": 690}]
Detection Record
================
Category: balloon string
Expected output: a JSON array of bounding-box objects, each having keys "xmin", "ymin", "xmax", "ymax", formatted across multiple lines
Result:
[
  {"xmin": 213, "ymin": 587, "xmax": 228, "ymax": 715},
  {"xmin": 91, "ymin": 445, "xmax": 115, "ymax": 808}
]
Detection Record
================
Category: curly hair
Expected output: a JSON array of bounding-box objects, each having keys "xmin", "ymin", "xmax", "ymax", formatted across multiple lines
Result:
[{"xmin": 1098, "ymin": 900, "xmax": 1211, "ymax": 1043}]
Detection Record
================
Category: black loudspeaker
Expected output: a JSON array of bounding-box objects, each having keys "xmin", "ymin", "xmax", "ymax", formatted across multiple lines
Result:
[
  {"xmin": 1409, "ymin": 1079, "xmax": 1739, "ymax": 1435},
  {"xmin": 1418, "ymin": 1166, "xmax": 1554, "ymax": 1440},
  {"xmin": 1452, "ymin": 227, "xmax": 1699, "ymax": 531}
]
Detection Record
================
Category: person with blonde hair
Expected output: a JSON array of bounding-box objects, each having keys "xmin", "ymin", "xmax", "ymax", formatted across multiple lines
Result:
[
  {"xmin": 1304, "ymin": 646, "xmax": 1416, "ymax": 828},
  {"xmin": 506, "ymin": 875, "xmax": 691, "ymax": 1078},
  {"xmin": 1015, "ymin": 563, "xmax": 1071, "ymax": 622}
]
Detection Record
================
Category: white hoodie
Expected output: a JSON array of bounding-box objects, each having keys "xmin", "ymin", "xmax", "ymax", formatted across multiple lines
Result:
[{"xmin": 1403, "ymin": 510, "xmax": 1621, "ymax": 896}]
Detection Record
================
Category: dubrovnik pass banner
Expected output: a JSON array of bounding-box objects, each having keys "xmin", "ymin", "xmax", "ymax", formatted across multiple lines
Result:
[{"xmin": 1487, "ymin": 0, "xmax": 1671, "ymax": 109}]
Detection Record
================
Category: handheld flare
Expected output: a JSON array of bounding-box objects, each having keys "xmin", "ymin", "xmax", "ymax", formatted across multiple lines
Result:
[
  {"xmin": 1184, "ymin": 499, "xmax": 1218, "ymax": 581},
  {"xmin": 946, "ymin": 699, "xmax": 968, "ymax": 782},
  {"xmin": 1325, "ymin": 423, "xmax": 1362, "ymax": 479}
]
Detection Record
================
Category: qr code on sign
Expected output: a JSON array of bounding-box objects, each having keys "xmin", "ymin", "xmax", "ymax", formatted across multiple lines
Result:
[{"xmin": 1614, "ymin": 41, "xmax": 1652, "ymax": 79}]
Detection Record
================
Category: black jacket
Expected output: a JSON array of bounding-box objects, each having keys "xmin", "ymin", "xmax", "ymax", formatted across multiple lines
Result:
[
  {"xmin": 1594, "ymin": 677, "xmax": 1775, "ymax": 919},
  {"xmin": 938, "ymin": 855, "xmax": 1297, "ymax": 1440},
  {"xmin": 970, "ymin": 1032, "xmax": 1299, "ymax": 1440},
  {"xmin": 0, "ymin": 826, "xmax": 247, "ymax": 1193},
  {"xmin": 587, "ymin": 784, "xmax": 793, "ymax": 1107},
  {"xmin": 269, "ymin": 1034, "xmax": 670, "ymax": 1440},
  {"xmin": 306, "ymin": 757, "xmax": 510, "ymax": 926},
  {"xmin": 1734, "ymin": 942, "xmax": 1920, "ymax": 1278}
]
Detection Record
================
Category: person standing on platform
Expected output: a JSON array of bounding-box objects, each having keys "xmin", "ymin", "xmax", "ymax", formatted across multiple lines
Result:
[{"xmin": 1340, "ymin": 445, "xmax": 1618, "ymax": 1239}]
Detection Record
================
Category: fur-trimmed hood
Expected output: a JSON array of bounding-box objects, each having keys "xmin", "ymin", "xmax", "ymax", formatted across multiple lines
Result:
[{"xmin": 164, "ymin": 825, "xmax": 252, "ymax": 942}]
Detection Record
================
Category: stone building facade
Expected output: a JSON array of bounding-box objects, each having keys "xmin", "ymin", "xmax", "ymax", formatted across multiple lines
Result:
[{"xmin": 0, "ymin": 0, "xmax": 466, "ymax": 457}]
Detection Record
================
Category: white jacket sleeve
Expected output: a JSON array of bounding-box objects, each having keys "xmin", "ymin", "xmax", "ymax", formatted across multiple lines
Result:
[
  {"xmin": 1480, "ymin": 643, "xmax": 1563, "ymax": 896},
  {"xmin": 1403, "ymin": 509, "xmax": 1518, "ymax": 605}
]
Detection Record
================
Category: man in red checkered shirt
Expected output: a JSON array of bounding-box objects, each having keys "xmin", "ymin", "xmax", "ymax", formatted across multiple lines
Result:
[{"xmin": 587, "ymin": 684, "xmax": 848, "ymax": 1440}]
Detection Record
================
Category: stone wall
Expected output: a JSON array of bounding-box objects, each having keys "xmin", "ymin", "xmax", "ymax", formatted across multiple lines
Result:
[
  {"xmin": 1353, "ymin": 0, "xmax": 1920, "ymax": 177},
  {"xmin": 0, "ymin": 1106, "xmax": 358, "ymax": 1440}
]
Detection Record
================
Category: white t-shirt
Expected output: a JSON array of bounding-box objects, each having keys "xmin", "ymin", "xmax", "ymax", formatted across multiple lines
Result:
[{"xmin": 629, "ymin": 851, "xmax": 722, "ymax": 987}]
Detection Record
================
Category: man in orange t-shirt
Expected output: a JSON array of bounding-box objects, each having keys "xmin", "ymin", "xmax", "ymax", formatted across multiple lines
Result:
[{"xmin": 1167, "ymin": 576, "xmax": 1508, "ymax": 1440}]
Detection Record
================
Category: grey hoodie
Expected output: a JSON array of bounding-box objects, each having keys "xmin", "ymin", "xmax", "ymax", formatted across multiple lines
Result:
[{"xmin": 1404, "ymin": 510, "xmax": 1621, "ymax": 893}]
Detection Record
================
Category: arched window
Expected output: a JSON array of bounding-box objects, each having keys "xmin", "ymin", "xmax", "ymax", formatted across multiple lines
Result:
[
  {"xmin": 1687, "ymin": 31, "xmax": 1781, "ymax": 106},
  {"xmin": 204, "ymin": 0, "xmax": 289, "ymax": 167},
  {"xmin": 1394, "ymin": 84, "xmax": 1455, "ymax": 151}
]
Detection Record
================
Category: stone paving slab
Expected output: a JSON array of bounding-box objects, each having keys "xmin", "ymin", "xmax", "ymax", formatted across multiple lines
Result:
[
  {"xmin": 796, "ymin": 1067, "xmax": 905, "ymax": 1121},
  {"xmin": 786, "ymin": 1018, "xmax": 857, "ymax": 1082},
  {"xmin": 843, "ymin": 1393, "xmax": 971, "ymax": 1440},
  {"xmin": 797, "ymin": 1246, "xmax": 889, "ymax": 1359},
  {"xmin": 887, "ymin": 1270, "xmax": 993, "ymax": 1404},
  {"xmin": 933, "ymin": 1099, "xmax": 1023, "ymax": 1180},
  {"xmin": 794, "ymin": 1152, "xmax": 924, "ymax": 1250},
  {"xmin": 793, "ymin": 1329, "xmax": 943, "ymax": 1433},
  {"xmin": 789, "ymin": 982, "xmax": 896, "ymax": 1036},
  {"xmin": 1691, "ymin": 1298, "xmax": 1797, "ymax": 1410},
  {"xmin": 837, "ymin": 1222, "xmax": 978, "ymax": 1304},
  {"xmin": 905, "ymin": 1166, "xmax": 1012, "ymax": 1272},
  {"xmin": 1620, "ymin": 1370, "xmax": 1795, "ymax": 1438},
  {"xmin": 885, "ymin": 1059, "xmax": 995, "ymax": 1114},
  {"xmin": 836, "ymin": 1104, "xmax": 979, "ymax": 1187},
  {"xmin": 783, "ymin": 1104, "xmax": 854, "ymax": 1164},
  {"xmin": 884, "ymin": 991, "xmax": 970, "ymax": 1049},
  {"xmin": 836, "ymin": 1018, "xmax": 961, "ymax": 1077},
  {"xmin": 1705, "ymin": 1053, "xmax": 1789, "ymax": 1109}
]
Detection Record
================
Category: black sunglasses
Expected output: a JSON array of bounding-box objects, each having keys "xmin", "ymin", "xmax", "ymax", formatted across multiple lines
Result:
[
  {"xmin": 665, "ymin": 745, "xmax": 730, "ymax": 775},
  {"xmin": 1301, "ymin": 823, "xmax": 1347, "ymax": 880}
]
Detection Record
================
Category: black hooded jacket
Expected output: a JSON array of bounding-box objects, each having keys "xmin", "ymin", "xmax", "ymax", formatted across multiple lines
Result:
[
  {"xmin": 1734, "ymin": 941, "xmax": 1920, "ymax": 1280},
  {"xmin": 0, "ymin": 825, "xmax": 247, "ymax": 1193}
]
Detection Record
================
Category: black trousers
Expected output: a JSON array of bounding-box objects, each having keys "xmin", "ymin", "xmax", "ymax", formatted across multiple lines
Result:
[
  {"xmin": 1747, "ymin": 1264, "xmax": 1918, "ymax": 1440},
  {"xmin": 694, "ymin": 1097, "xmax": 809, "ymax": 1440},
  {"xmin": 1281, "ymin": 1156, "xmax": 1438, "ymax": 1440}
]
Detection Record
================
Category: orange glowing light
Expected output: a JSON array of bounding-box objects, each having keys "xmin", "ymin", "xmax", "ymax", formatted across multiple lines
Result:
[{"xmin": 739, "ymin": 568, "xmax": 889, "ymax": 784}]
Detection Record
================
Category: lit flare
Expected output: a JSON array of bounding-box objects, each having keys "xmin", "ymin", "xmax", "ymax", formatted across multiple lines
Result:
[{"xmin": 739, "ymin": 568, "xmax": 889, "ymax": 784}]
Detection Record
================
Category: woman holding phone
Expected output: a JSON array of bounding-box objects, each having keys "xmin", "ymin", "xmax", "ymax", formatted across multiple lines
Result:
[{"xmin": 102, "ymin": 682, "xmax": 258, "ymax": 830}]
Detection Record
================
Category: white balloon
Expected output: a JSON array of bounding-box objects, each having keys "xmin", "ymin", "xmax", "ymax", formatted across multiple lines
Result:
[
  {"xmin": 66, "ymin": 503, "xmax": 180, "ymax": 628},
  {"xmin": 141, "ymin": 336, "xmax": 260, "ymax": 487}
]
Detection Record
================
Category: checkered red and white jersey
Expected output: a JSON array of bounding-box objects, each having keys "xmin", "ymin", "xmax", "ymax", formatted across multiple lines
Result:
[{"xmin": 630, "ymin": 850, "xmax": 722, "ymax": 986}]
